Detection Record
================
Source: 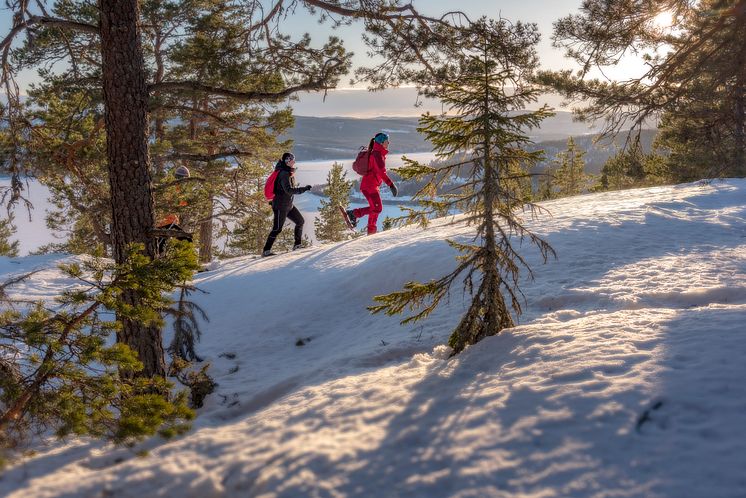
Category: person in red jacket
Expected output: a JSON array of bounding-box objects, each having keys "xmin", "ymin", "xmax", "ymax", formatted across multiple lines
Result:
[{"xmin": 346, "ymin": 132, "xmax": 398, "ymax": 235}]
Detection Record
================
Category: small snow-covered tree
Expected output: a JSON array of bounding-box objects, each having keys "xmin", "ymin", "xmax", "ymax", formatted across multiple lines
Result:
[
  {"xmin": 370, "ymin": 17, "xmax": 555, "ymax": 354},
  {"xmin": 315, "ymin": 162, "xmax": 353, "ymax": 243}
]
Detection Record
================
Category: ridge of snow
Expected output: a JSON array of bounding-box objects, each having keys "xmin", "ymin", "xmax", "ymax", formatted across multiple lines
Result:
[{"xmin": 1, "ymin": 179, "xmax": 745, "ymax": 498}]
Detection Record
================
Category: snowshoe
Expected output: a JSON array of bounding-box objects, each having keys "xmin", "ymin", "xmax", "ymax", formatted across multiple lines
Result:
[{"xmin": 337, "ymin": 204, "xmax": 356, "ymax": 231}]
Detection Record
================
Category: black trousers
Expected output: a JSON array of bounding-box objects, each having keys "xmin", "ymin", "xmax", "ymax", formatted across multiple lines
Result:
[
  {"xmin": 156, "ymin": 222, "xmax": 193, "ymax": 255},
  {"xmin": 263, "ymin": 205, "xmax": 304, "ymax": 252}
]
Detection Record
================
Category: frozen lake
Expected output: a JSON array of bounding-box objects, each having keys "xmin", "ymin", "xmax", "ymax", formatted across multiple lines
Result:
[
  {"xmin": 0, "ymin": 177, "xmax": 54, "ymax": 256},
  {"xmin": 293, "ymin": 151, "xmax": 438, "ymax": 186},
  {"xmin": 1, "ymin": 151, "xmax": 436, "ymax": 255}
]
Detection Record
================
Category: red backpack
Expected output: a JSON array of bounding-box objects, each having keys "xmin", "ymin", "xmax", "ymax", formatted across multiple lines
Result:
[
  {"xmin": 264, "ymin": 170, "xmax": 279, "ymax": 201},
  {"xmin": 351, "ymin": 147, "xmax": 370, "ymax": 175}
]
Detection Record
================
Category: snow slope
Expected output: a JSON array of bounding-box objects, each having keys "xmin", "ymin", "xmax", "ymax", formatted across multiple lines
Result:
[{"xmin": 1, "ymin": 180, "xmax": 746, "ymax": 497}]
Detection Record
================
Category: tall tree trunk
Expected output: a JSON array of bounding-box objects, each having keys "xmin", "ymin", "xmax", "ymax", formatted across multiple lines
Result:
[
  {"xmin": 735, "ymin": 85, "xmax": 745, "ymax": 176},
  {"xmin": 198, "ymin": 99, "xmax": 214, "ymax": 263},
  {"xmin": 199, "ymin": 200, "xmax": 214, "ymax": 263},
  {"xmin": 153, "ymin": 31, "xmax": 166, "ymax": 176},
  {"xmin": 99, "ymin": 0, "xmax": 165, "ymax": 378},
  {"xmin": 480, "ymin": 60, "xmax": 510, "ymax": 338},
  {"xmin": 734, "ymin": 7, "xmax": 746, "ymax": 177}
]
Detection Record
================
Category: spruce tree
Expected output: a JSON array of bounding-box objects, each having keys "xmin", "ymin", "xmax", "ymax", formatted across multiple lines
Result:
[
  {"xmin": 554, "ymin": 136, "xmax": 588, "ymax": 197},
  {"xmin": 370, "ymin": 17, "xmax": 555, "ymax": 354},
  {"xmin": 535, "ymin": 163, "xmax": 558, "ymax": 201},
  {"xmin": 598, "ymin": 149, "xmax": 633, "ymax": 191},
  {"xmin": 1, "ymin": 1, "xmax": 477, "ymax": 377},
  {"xmin": 315, "ymin": 162, "xmax": 353, "ymax": 243}
]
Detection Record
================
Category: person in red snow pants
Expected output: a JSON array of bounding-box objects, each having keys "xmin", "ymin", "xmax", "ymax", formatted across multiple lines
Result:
[{"xmin": 347, "ymin": 132, "xmax": 398, "ymax": 234}]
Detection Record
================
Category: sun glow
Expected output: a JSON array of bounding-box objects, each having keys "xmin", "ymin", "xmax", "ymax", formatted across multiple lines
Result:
[{"xmin": 652, "ymin": 10, "xmax": 675, "ymax": 29}]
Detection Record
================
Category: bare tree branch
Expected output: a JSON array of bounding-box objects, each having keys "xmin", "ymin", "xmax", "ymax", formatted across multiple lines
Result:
[
  {"xmin": 0, "ymin": 16, "xmax": 98, "ymax": 52},
  {"xmin": 149, "ymin": 61, "xmax": 343, "ymax": 101}
]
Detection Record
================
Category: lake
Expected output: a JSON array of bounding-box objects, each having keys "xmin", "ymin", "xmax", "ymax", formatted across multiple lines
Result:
[{"xmin": 2, "ymin": 151, "xmax": 438, "ymax": 255}]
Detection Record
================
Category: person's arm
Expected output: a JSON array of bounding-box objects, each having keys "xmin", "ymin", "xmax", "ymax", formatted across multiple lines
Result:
[
  {"xmin": 371, "ymin": 151, "xmax": 393, "ymax": 186},
  {"xmin": 278, "ymin": 172, "xmax": 309, "ymax": 195}
]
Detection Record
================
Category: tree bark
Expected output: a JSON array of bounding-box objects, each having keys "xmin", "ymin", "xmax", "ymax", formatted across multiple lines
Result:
[
  {"xmin": 198, "ymin": 202, "xmax": 213, "ymax": 263},
  {"xmin": 153, "ymin": 30, "xmax": 166, "ymax": 176},
  {"xmin": 99, "ymin": 0, "xmax": 165, "ymax": 378}
]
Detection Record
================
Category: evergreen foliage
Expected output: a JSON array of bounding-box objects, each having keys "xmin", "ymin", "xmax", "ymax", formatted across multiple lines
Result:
[
  {"xmin": 595, "ymin": 139, "xmax": 670, "ymax": 191},
  {"xmin": 370, "ymin": 18, "xmax": 555, "ymax": 354},
  {"xmin": 1, "ymin": 0, "xmax": 482, "ymax": 377},
  {"xmin": 0, "ymin": 216, "xmax": 19, "ymax": 257},
  {"xmin": 315, "ymin": 162, "xmax": 354, "ymax": 243},
  {"xmin": 0, "ymin": 240, "xmax": 198, "ymax": 451},
  {"xmin": 168, "ymin": 358, "xmax": 216, "ymax": 409},
  {"xmin": 166, "ymin": 285, "xmax": 208, "ymax": 363},
  {"xmin": 22, "ymin": 89, "xmax": 110, "ymax": 254},
  {"xmin": 553, "ymin": 137, "xmax": 588, "ymax": 197},
  {"xmin": 539, "ymin": 0, "xmax": 746, "ymax": 179}
]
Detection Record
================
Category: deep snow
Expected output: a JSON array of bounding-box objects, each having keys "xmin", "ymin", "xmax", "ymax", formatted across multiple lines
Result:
[{"xmin": 1, "ymin": 179, "xmax": 745, "ymax": 498}]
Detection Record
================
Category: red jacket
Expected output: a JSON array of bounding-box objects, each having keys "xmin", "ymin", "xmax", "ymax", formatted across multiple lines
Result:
[{"xmin": 360, "ymin": 141, "xmax": 393, "ymax": 192}]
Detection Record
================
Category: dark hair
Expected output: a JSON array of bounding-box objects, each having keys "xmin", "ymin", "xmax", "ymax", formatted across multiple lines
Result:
[
  {"xmin": 281, "ymin": 152, "xmax": 295, "ymax": 163},
  {"xmin": 368, "ymin": 137, "xmax": 375, "ymax": 151}
]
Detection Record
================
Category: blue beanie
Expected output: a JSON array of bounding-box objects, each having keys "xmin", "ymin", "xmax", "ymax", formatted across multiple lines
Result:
[{"xmin": 374, "ymin": 132, "xmax": 389, "ymax": 144}]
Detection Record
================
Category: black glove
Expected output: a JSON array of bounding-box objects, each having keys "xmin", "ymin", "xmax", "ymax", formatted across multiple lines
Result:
[
  {"xmin": 389, "ymin": 183, "xmax": 398, "ymax": 197},
  {"xmin": 303, "ymin": 185, "xmax": 312, "ymax": 192}
]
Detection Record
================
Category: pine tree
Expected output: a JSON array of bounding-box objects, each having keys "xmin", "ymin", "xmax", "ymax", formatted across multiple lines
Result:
[
  {"xmin": 315, "ymin": 162, "xmax": 353, "ymax": 243},
  {"xmin": 23, "ymin": 89, "xmax": 111, "ymax": 254},
  {"xmin": 0, "ymin": 216, "xmax": 19, "ymax": 257},
  {"xmin": 539, "ymin": 0, "xmax": 746, "ymax": 178},
  {"xmin": 595, "ymin": 139, "xmax": 666, "ymax": 191},
  {"xmin": 554, "ymin": 136, "xmax": 588, "ymax": 197},
  {"xmin": 1, "ymin": 1, "xmax": 479, "ymax": 376},
  {"xmin": 160, "ymin": 1, "xmax": 293, "ymax": 263},
  {"xmin": 370, "ymin": 18, "xmax": 555, "ymax": 354},
  {"xmin": 0, "ymin": 240, "xmax": 198, "ymax": 449}
]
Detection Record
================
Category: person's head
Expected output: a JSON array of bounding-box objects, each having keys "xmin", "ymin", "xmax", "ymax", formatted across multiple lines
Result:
[
  {"xmin": 173, "ymin": 165, "xmax": 190, "ymax": 179},
  {"xmin": 370, "ymin": 132, "xmax": 390, "ymax": 150},
  {"xmin": 281, "ymin": 152, "xmax": 296, "ymax": 168}
]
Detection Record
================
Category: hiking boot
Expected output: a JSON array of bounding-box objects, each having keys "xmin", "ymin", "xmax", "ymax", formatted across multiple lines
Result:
[
  {"xmin": 261, "ymin": 250, "xmax": 276, "ymax": 257},
  {"xmin": 292, "ymin": 244, "xmax": 303, "ymax": 251},
  {"xmin": 345, "ymin": 209, "xmax": 358, "ymax": 227}
]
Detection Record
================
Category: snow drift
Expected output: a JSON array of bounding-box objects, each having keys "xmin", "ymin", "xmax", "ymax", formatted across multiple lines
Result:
[{"xmin": 1, "ymin": 179, "xmax": 745, "ymax": 498}]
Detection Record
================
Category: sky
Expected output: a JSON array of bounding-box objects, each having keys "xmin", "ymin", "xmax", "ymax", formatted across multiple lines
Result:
[
  {"xmin": 0, "ymin": 1, "xmax": 652, "ymax": 117},
  {"xmin": 284, "ymin": 0, "xmax": 588, "ymax": 78},
  {"xmin": 2, "ymin": 179, "xmax": 745, "ymax": 497}
]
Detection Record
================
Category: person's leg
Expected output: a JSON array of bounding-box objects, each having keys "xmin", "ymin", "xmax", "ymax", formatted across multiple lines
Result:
[
  {"xmin": 364, "ymin": 189, "xmax": 383, "ymax": 235},
  {"xmin": 286, "ymin": 206, "xmax": 305, "ymax": 246},
  {"xmin": 353, "ymin": 191, "xmax": 372, "ymax": 219},
  {"xmin": 263, "ymin": 207, "xmax": 288, "ymax": 252}
]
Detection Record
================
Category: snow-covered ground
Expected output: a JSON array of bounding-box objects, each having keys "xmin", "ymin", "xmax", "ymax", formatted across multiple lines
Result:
[
  {"xmin": 2, "ymin": 154, "xmax": 426, "ymax": 255},
  {"xmin": 1, "ymin": 180, "xmax": 745, "ymax": 497}
]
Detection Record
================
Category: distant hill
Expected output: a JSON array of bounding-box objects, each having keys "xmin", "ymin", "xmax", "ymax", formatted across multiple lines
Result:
[
  {"xmin": 283, "ymin": 112, "xmax": 604, "ymax": 160},
  {"xmin": 529, "ymin": 129, "xmax": 659, "ymax": 175}
]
